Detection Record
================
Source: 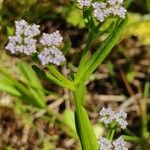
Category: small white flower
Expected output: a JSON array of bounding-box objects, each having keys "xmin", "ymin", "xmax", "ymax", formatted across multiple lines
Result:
[
  {"xmin": 5, "ymin": 35, "xmax": 37, "ymax": 55},
  {"xmin": 15, "ymin": 19, "xmax": 28, "ymax": 35},
  {"xmin": 113, "ymin": 136, "xmax": 128, "ymax": 150},
  {"xmin": 92, "ymin": 2, "xmax": 107, "ymax": 9},
  {"xmin": 99, "ymin": 107, "xmax": 114, "ymax": 125},
  {"xmin": 99, "ymin": 137, "xmax": 113, "ymax": 150},
  {"xmin": 92, "ymin": 2, "xmax": 109, "ymax": 22},
  {"xmin": 15, "ymin": 19, "xmax": 40, "ymax": 37},
  {"xmin": 77, "ymin": 0, "xmax": 91, "ymax": 7},
  {"xmin": 40, "ymin": 31, "xmax": 63, "ymax": 47},
  {"xmin": 24, "ymin": 24, "xmax": 40, "ymax": 37},
  {"xmin": 5, "ymin": 19, "xmax": 40, "ymax": 55},
  {"xmin": 92, "ymin": 0, "xmax": 126, "ymax": 22},
  {"xmin": 114, "ymin": 110, "xmax": 128, "ymax": 129},
  {"xmin": 109, "ymin": 5, "xmax": 126, "ymax": 18},
  {"xmin": 38, "ymin": 47, "xmax": 66, "ymax": 66},
  {"xmin": 108, "ymin": 0, "xmax": 124, "ymax": 5}
]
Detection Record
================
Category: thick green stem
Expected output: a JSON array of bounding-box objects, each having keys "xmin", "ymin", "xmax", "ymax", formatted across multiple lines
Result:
[{"xmin": 74, "ymin": 87, "xmax": 99, "ymax": 150}]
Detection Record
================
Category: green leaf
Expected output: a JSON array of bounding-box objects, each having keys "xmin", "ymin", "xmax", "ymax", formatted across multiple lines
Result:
[
  {"xmin": 80, "ymin": 18, "xmax": 128, "ymax": 83},
  {"xmin": 63, "ymin": 109, "xmax": 76, "ymax": 133},
  {"xmin": 18, "ymin": 61, "xmax": 43, "ymax": 89},
  {"xmin": 32, "ymin": 65, "xmax": 71, "ymax": 88},
  {"xmin": 75, "ymin": 107, "xmax": 99, "ymax": 150},
  {"xmin": 18, "ymin": 62, "xmax": 45, "ymax": 101},
  {"xmin": 0, "ymin": 82, "xmax": 21, "ymax": 96},
  {"xmin": 74, "ymin": 88, "xmax": 99, "ymax": 150},
  {"xmin": 0, "ymin": 64, "xmax": 46, "ymax": 108},
  {"xmin": 47, "ymin": 65, "xmax": 75, "ymax": 90}
]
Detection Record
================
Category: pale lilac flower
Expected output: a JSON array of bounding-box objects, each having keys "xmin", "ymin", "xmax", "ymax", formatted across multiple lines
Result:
[
  {"xmin": 5, "ymin": 35, "xmax": 37, "ymax": 55},
  {"xmin": 38, "ymin": 47, "xmax": 66, "ymax": 66},
  {"xmin": 114, "ymin": 110, "xmax": 128, "ymax": 129},
  {"xmin": 40, "ymin": 31, "xmax": 63, "ymax": 47},
  {"xmin": 92, "ymin": 2, "xmax": 109, "ymax": 22},
  {"xmin": 108, "ymin": 0, "xmax": 124, "ymax": 5},
  {"xmin": 15, "ymin": 19, "xmax": 28, "ymax": 35},
  {"xmin": 98, "ymin": 136, "xmax": 128, "ymax": 150},
  {"xmin": 99, "ymin": 107, "xmax": 114, "ymax": 125},
  {"xmin": 99, "ymin": 107, "xmax": 128, "ymax": 129},
  {"xmin": 5, "ymin": 19, "xmax": 40, "ymax": 55},
  {"xmin": 99, "ymin": 137, "xmax": 113, "ymax": 150},
  {"xmin": 113, "ymin": 136, "xmax": 128, "ymax": 150},
  {"xmin": 15, "ymin": 19, "xmax": 40, "ymax": 37},
  {"xmin": 77, "ymin": 0, "xmax": 91, "ymax": 7},
  {"xmin": 92, "ymin": 0, "xmax": 126, "ymax": 22}
]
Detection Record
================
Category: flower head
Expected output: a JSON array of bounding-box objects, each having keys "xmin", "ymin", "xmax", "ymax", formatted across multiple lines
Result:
[
  {"xmin": 99, "ymin": 107, "xmax": 115, "ymax": 125},
  {"xmin": 39, "ymin": 31, "xmax": 65, "ymax": 66},
  {"xmin": 77, "ymin": 0, "xmax": 91, "ymax": 7},
  {"xmin": 114, "ymin": 110, "xmax": 128, "ymax": 129},
  {"xmin": 99, "ymin": 137, "xmax": 113, "ymax": 150},
  {"xmin": 99, "ymin": 107, "xmax": 128, "ymax": 129},
  {"xmin": 40, "ymin": 31, "xmax": 63, "ymax": 47},
  {"xmin": 92, "ymin": 0, "xmax": 126, "ymax": 22},
  {"xmin": 113, "ymin": 136, "xmax": 128, "ymax": 150},
  {"xmin": 38, "ymin": 47, "xmax": 66, "ymax": 66},
  {"xmin": 108, "ymin": 0, "xmax": 124, "ymax": 5},
  {"xmin": 15, "ymin": 19, "xmax": 40, "ymax": 37},
  {"xmin": 98, "ymin": 137, "xmax": 128, "ymax": 150},
  {"xmin": 92, "ymin": 2, "xmax": 110, "ymax": 22},
  {"xmin": 5, "ymin": 19, "xmax": 40, "ymax": 55},
  {"xmin": 5, "ymin": 35, "xmax": 37, "ymax": 55}
]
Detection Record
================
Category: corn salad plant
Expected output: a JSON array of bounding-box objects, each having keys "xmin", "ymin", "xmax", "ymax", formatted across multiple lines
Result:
[{"xmin": 1, "ymin": 0, "xmax": 145, "ymax": 149}]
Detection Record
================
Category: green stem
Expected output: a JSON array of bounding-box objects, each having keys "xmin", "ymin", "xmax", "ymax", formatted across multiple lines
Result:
[
  {"xmin": 106, "ymin": 129, "xmax": 115, "ymax": 142},
  {"xmin": 74, "ymin": 87, "xmax": 99, "ymax": 150},
  {"xmin": 80, "ymin": 18, "xmax": 127, "ymax": 84},
  {"xmin": 75, "ymin": 31, "xmax": 95, "ymax": 84},
  {"xmin": 74, "ymin": 90, "xmax": 91, "ymax": 150}
]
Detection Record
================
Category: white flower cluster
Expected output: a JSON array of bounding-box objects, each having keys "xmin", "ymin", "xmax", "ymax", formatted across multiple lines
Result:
[
  {"xmin": 92, "ymin": 0, "xmax": 126, "ymax": 22},
  {"xmin": 76, "ymin": 0, "xmax": 126, "ymax": 22},
  {"xmin": 114, "ymin": 110, "xmax": 128, "ymax": 129},
  {"xmin": 100, "ymin": 107, "xmax": 114, "ymax": 125},
  {"xmin": 99, "ymin": 137, "xmax": 113, "ymax": 150},
  {"xmin": 77, "ymin": 0, "xmax": 91, "ymax": 7},
  {"xmin": 5, "ymin": 20, "xmax": 66, "ymax": 66},
  {"xmin": 99, "ymin": 107, "xmax": 128, "ymax": 129},
  {"xmin": 38, "ymin": 47, "xmax": 65, "ymax": 66},
  {"xmin": 99, "ymin": 136, "xmax": 128, "ymax": 150},
  {"xmin": 38, "ymin": 31, "xmax": 65, "ymax": 66},
  {"xmin": 113, "ymin": 136, "xmax": 128, "ymax": 150},
  {"xmin": 5, "ymin": 20, "xmax": 40, "ymax": 55},
  {"xmin": 40, "ymin": 31, "xmax": 63, "ymax": 46}
]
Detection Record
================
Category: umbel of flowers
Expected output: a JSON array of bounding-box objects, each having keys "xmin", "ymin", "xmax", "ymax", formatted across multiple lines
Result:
[
  {"xmin": 99, "ymin": 107, "xmax": 128, "ymax": 150},
  {"xmin": 5, "ymin": 20, "xmax": 66, "ymax": 66},
  {"xmin": 77, "ymin": 0, "xmax": 126, "ymax": 22},
  {"xmin": 99, "ymin": 136, "xmax": 128, "ymax": 150},
  {"xmin": 100, "ymin": 107, "xmax": 128, "ymax": 129}
]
